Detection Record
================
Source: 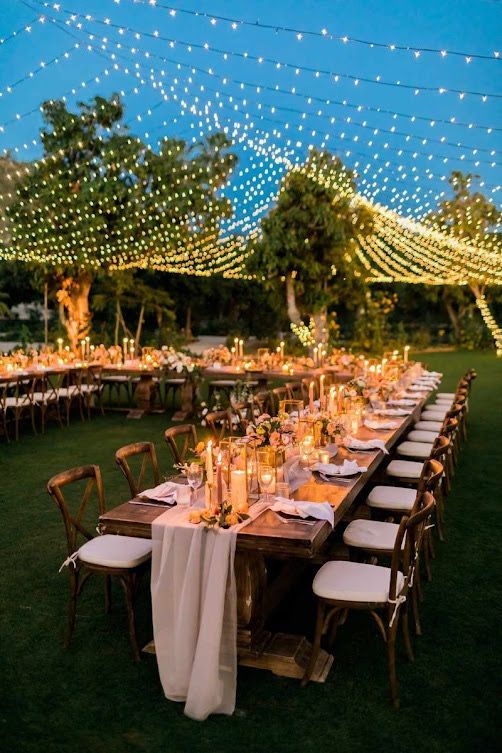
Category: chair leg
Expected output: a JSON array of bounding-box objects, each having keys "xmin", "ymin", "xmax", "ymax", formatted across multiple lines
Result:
[
  {"xmin": 104, "ymin": 575, "xmax": 112, "ymax": 614},
  {"xmin": 301, "ymin": 600, "xmax": 326, "ymax": 687},
  {"xmin": 411, "ymin": 583, "xmax": 422, "ymax": 636},
  {"xmin": 65, "ymin": 570, "xmax": 78, "ymax": 648},
  {"xmin": 401, "ymin": 603, "xmax": 414, "ymax": 662},
  {"xmin": 386, "ymin": 624, "xmax": 400, "ymax": 709},
  {"xmin": 120, "ymin": 573, "xmax": 141, "ymax": 662}
]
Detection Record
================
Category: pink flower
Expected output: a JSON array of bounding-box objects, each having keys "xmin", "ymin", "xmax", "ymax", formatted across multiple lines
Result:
[{"xmin": 269, "ymin": 431, "xmax": 281, "ymax": 445}]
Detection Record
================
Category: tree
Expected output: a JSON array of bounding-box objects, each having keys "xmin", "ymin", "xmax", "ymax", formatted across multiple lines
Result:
[
  {"xmin": 428, "ymin": 171, "xmax": 502, "ymax": 350},
  {"xmin": 249, "ymin": 149, "xmax": 374, "ymax": 342},
  {"xmin": 3, "ymin": 95, "xmax": 237, "ymax": 349}
]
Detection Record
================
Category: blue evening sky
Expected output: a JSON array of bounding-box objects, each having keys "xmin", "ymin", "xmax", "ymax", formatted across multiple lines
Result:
[{"xmin": 0, "ymin": 0, "xmax": 500, "ymax": 232}]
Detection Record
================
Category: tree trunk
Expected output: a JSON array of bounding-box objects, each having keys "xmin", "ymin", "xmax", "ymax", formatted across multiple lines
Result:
[
  {"xmin": 184, "ymin": 305, "xmax": 193, "ymax": 341},
  {"xmin": 114, "ymin": 299, "xmax": 120, "ymax": 346},
  {"xmin": 312, "ymin": 310, "xmax": 328, "ymax": 344},
  {"xmin": 43, "ymin": 281, "xmax": 49, "ymax": 346},
  {"xmin": 135, "ymin": 304, "xmax": 145, "ymax": 352},
  {"xmin": 57, "ymin": 273, "xmax": 92, "ymax": 352},
  {"xmin": 444, "ymin": 298, "xmax": 461, "ymax": 341},
  {"xmin": 285, "ymin": 273, "xmax": 301, "ymax": 324}
]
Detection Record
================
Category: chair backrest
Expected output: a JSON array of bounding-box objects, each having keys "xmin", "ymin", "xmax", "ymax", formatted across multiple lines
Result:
[
  {"xmin": 430, "ymin": 434, "xmax": 450, "ymax": 462},
  {"xmin": 389, "ymin": 491, "xmax": 435, "ymax": 606},
  {"xmin": 271, "ymin": 387, "xmax": 288, "ymax": 414},
  {"xmin": 231, "ymin": 401, "xmax": 250, "ymax": 434},
  {"xmin": 417, "ymin": 458, "xmax": 444, "ymax": 497},
  {"xmin": 205, "ymin": 409, "xmax": 232, "ymax": 442},
  {"xmin": 438, "ymin": 417, "xmax": 458, "ymax": 441},
  {"xmin": 285, "ymin": 381, "xmax": 303, "ymax": 401},
  {"xmin": 253, "ymin": 391, "xmax": 273, "ymax": 416},
  {"xmin": 115, "ymin": 441, "xmax": 160, "ymax": 497},
  {"xmin": 164, "ymin": 424, "xmax": 198, "ymax": 466},
  {"xmin": 47, "ymin": 465, "xmax": 104, "ymax": 555}
]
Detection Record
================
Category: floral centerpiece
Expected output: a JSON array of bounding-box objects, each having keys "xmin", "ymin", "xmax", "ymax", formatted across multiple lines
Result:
[
  {"xmin": 347, "ymin": 376, "xmax": 368, "ymax": 397},
  {"xmin": 189, "ymin": 499, "xmax": 250, "ymax": 529},
  {"xmin": 246, "ymin": 413, "xmax": 296, "ymax": 447},
  {"xmin": 315, "ymin": 415, "xmax": 348, "ymax": 445},
  {"xmin": 201, "ymin": 345, "xmax": 233, "ymax": 366}
]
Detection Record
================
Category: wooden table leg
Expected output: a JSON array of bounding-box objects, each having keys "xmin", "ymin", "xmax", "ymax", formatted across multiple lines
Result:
[
  {"xmin": 236, "ymin": 552, "xmax": 333, "ymax": 683},
  {"xmin": 127, "ymin": 374, "xmax": 155, "ymax": 418},
  {"xmin": 172, "ymin": 380, "xmax": 194, "ymax": 422}
]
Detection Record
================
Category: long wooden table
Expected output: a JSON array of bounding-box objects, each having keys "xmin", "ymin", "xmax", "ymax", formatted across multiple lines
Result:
[{"xmin": 99, "ymin": 398, "xmax": 426, "ymax": 681}]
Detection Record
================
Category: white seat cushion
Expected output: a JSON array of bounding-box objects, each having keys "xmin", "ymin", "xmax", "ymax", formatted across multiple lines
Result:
[
  {"xmin": 437, "ymin": 392, "xmax": 455, "ymax": 399},
  {"xmin": 4, "ymin": 395, "xmax": 31, "ymax": 407},
  {"xmin": 57, "ymin": 386, "xmax": 80, "ymax": 397},
  {"xmin": 343, "ymin": 519, "xmax": 403, "ymax": 551},
  {"xmin": 386, "ymin": 459, "xmax": 423, "ymax": 480},
  {"xmin": 32, "ymin": 391, "xmax": 58, "ymax": 403},
  {"xmin": 407, "ymin": 429, "xmax": 438, "ymax": 443},
  {"xmin": 78, "ymin": 534, "xmax": 152, "ymax": 569},
  {"xmin": 421, "ymin": 411, "xmax": 448, "ymax": 421},
  {"xmin": 397, "ymin": 440, "xmax": 433, "ymax": 459},
  {"xmin": 313, "ymin": 560, "xmax": 404, "ymax": 603},
  {"xmin": 367, "ymin": 485, "xmax": 416, "ymax": 511},
  {"xmin": 102, "ymin": 376, "xmax": 131, "ymax": 383},
  {"xmin": 414, "ymin": 420, "xmax": 442, "ymax": 432}
]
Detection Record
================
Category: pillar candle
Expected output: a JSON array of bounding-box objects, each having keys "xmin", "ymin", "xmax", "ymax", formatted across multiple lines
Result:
[
  {"xmin": 239, "ymin": 339, "xmax": 244, "ymax": 358},
  {"xmin": 328, "ymin": 386, "xmax": 336, "ymax": 416},
  {"xmin": 337, "ymin": 386, "xmax": 344, "ymax": 413},
  {"xmin": 216, "ymin": 453, "xmax": 223, "ymax": 507},
  {"xmin": 206, "ymin": 441, "xmax": 214, "ymax": 485},
  {"xmin": 122, "ymin": 338, "xmax": 128, "ymax": 361},
  {"xmin": 313, "ymin": 346, "xmax": 318, "ymax": 367},
  {"xmin": 280, "ymin": 341, "xmax": 285, "ymax": 361},
  {"xmin": 129, "ymin": 340, "xmax": 135, "ymax": 358},
  {"xmin": 234, "ymin": 337, "xmax": 239, "ymax": 357},
  {"xmin": 404, "ymin": 345, "xmax": 410, "ymax": 364},
  {"xmin": 80, "ymin": 340, "xmax": 86, "ymax": 360},
  {"xmin": 309, "ymin": 381, "xmax": 315, "ymax": 413},
  {"xmin": 230, "ymin": 469, "xmax": 248, "ymax": 511},
  {"xmin": 319, "ymin": 374, "xmax": 325, "ymax": 410},
  {"xmin": 57, "ymin": 338, "xmax": 63, "ymax": 354}
]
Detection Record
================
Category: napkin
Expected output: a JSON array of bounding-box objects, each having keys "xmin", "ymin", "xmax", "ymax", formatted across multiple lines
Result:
[
  {"xmin": 364, "ymin": 418, "xmax": 399, "ymax": 430},
  {"xmin": 343, "ymin": 435, "xmax": 388, "ymax": 454},
  {"xmin": 313, "ymin": 459, "xmax": 368, "ymax": 476},
  {"xmin": 388, "ymin": 398, "xmax": 417, "ymax": 406},
  {"xmin": 271, "ymin": 497, "xmax": 334, "ymax": 527},
  {"xmin": 283, "ymin": 456, "xmax": 312, "ymax": 492},
  {"xmin": 139, "ymin": 480, "xmax": 189, "ymax": 505},
  {"xmin": 377, "ymin": 407, "xmax": 413, "ymax": 416}
]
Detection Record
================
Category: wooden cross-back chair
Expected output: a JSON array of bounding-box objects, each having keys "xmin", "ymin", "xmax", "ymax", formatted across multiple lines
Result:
[
  {"xmin": 205, "ymin": 409, "xmax": 233, "ymax": 442},
  {"xmin": 2, "ymin": 374, "xmax": 37, "ymax": 441},
  {"xmin": 231, "ymin": 401, "xmax": 251, "ymax": 434},
  {"xmin": 253, "ymin": 390, "xmax": 273, "ymax": 416},
  {"xmin": 302, "ymin": 492, "xmax": 435, "ymax": 708},
  {"xmin": 285, "ymin": 381, "xmax": 304, "ymax": 401},
  {"xmin": 47, "ymin": 464, "xmax": 152, "ymax": 661},
  {"xmin": 301, "ymin": 377, "xmax": 317, "ymax": 401},
  {"xmin": 33, "ymin": 371, "xmax": 64, "ymax": 434},
  {"xmin": 115, "ymin": 442, "xmax": 160, "ymax": 497},
  {"xmin": 164, "ymin": 424, "xmax": 198, "ymax": 467},
  {"xmin": 271, "ymin": 386, "xmax": 288, "ymax": 415}
]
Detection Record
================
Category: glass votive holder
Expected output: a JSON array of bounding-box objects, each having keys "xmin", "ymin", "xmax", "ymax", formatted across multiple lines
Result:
[
  {"xmin": 275, "ymin": 481, "xmax": 290, "ymax": 499},
  {"xmin": 318, "ymin": 449, "xmax": 331, "ymax": 465}
]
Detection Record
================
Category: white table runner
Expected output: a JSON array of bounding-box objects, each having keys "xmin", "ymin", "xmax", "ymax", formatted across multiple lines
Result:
[{"xmin": 151, "ymin": 500, "xmax": 268, "ymax": 721}]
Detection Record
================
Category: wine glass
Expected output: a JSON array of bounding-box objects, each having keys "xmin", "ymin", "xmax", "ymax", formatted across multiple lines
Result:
[
  {"xmin": 186, "ymin": 462, "xmax": 203, "ymax": 507},
  {"xmin": 258, "ymin": 464, "xmax": 275, "ymax": 503}
]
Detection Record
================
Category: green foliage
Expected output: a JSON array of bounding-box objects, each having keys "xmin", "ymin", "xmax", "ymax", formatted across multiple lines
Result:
[
  {"xmin": 250, "ymin": 148, "xmax": 374, "ymax": 320},
  {"xmin": 4, "ymin": 95, "xmax": 237, "ymax": 274}
]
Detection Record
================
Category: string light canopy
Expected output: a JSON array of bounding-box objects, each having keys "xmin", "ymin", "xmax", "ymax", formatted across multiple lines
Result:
[{"xmin": 0, "ymin": 0, "xmax": 500, "ymax": 346}]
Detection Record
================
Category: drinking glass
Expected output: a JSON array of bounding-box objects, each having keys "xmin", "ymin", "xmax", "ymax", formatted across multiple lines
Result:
[
  {"xmin": 258, "ymin": 464, "xmax": 275, "ymax": 503},
  {"xmin": 186, "ymin": 462, "xmax": 203, "ymax": 507}
]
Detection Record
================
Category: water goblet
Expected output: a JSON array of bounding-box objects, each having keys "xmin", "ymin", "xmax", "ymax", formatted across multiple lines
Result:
[{"xmin": 186, "ymin": 462, "xmax": 203, "ymax": 507}]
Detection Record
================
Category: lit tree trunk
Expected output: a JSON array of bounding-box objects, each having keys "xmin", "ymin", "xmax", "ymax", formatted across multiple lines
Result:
[
  {"xmin": 114, "ymin": 299, "xmax": 120, "ymax": 346},
  {"xmin": 285, "ymin": 273, "xmax": 301, "ymax": 324},
  {"xmin": 43, "ymin": 281, "xmax": 49, "ymax": 346},
  {"xmin": 135, "ymin": 303, "xmax": 145, "ymax": 352},
  {"xmin": 57, "ymin": 273, "xmax": 92, "ymax": 351},
  {"xmin": 470, "ymin": 283, "xmax": 501, "ymax": 355},
  {"xmin": 312, "ymin": 310, "xmax": 328, "ymax": 344}
]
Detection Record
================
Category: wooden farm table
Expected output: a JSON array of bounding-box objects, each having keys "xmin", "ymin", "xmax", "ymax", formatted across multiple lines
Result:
[
  {"xmin": 99, "ymin": 397, "xmax": 426, "ymax": 681},
  {"xmin": 101, "ymin": 365, "xmax": 165, "ymax": 418}
]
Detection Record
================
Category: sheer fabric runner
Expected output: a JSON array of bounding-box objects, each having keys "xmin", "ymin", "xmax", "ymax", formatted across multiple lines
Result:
[{"xmin": 151, "ymin": 501, "xmax": 267, "ymax": 721}]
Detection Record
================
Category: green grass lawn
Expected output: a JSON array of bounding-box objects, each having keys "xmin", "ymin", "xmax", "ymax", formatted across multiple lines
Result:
[{"xmin": 1, "ymin": 350, "xmax": 501, "ymax": 753}]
